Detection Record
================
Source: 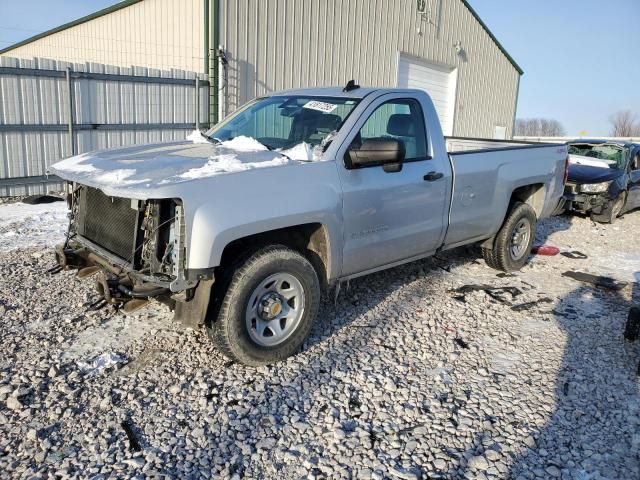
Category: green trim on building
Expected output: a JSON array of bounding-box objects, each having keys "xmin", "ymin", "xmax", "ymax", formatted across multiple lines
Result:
[
  {"xmin": 0, "ymin": 0, "xmax": 145, "ymax": 55},
  {"xmin": 203, "ymin": 0, "xmax": 210, "ymax": 75},
  {"xmin": 512, "ymin": 74, "xmax": 521, "ymax": 136},
  {"xmin": 461, "ymin": 0, "xmax": 523, "ymax": 75},
  {"xmin": 209, "ymin": 0, "xmax": 219, "ymax": 125}
]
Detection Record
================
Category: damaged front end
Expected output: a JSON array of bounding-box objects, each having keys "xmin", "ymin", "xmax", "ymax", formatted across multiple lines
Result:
[
  {"xmin": 562, "ymin": 181, "xmax": 611, "ymax": 215},
  {"xmin": 56, "ymin": 183, "xmax": 213, "ymax": 322}
]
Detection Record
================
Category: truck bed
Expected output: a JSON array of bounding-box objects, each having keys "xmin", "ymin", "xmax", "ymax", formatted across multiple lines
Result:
[{"xmin": 443, "ymin": 137, "xmax": 568, "ymax": 249}]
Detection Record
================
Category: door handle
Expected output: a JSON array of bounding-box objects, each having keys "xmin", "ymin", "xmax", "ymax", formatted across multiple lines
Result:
[{"xmin": 423, "ymin": 171, "xmax": 444, "ymax": 182}]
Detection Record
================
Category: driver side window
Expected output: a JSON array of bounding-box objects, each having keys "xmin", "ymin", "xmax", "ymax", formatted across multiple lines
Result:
[
  {"xmin": 357, "ymin": 99, "xmax": 428, "ymax": 161},
  {"xmin": 633, "ymin": 153, "xmax": 640, "ymax": 171}
]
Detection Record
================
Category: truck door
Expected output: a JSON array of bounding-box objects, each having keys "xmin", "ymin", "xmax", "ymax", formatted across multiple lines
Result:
[
  {"xmin": 628, "ymin": 150, "xmax": 640, "ymax": 210},
  {"xmin": 336, "ymin": 94, "xmax": 451, "ymax": 276}
]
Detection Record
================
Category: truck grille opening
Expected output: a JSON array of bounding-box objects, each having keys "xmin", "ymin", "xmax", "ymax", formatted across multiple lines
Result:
[{"xmin": 76, "ymin": 187, "xmax": 139, "ymax": 260}]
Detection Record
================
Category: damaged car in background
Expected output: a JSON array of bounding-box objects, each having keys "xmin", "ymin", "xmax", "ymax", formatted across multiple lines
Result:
[
  {"xmin": 560, "ymin": 140, "xmax": 640, "ymax": 223},
  {"xmin": 50, "ymin": 84, "xmax": 568, "ymax": 366}
]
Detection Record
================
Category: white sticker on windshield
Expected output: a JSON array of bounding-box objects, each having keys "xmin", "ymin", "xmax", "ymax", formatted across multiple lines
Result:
[{"xmin": 303, "ymin": 100, "xmax": 338, "ymax": 113}]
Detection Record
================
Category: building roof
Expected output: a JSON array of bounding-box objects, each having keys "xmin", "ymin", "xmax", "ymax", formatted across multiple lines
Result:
[
  {"xmin": 460, "ymin": 0, "xmax": 523, "ymax": 75},
  {"xmin": 0, "ymin": 0, "xmax": 523, "ymax": 75},
  {"xmin": 0, "ymin": 0, "xmax": 145, "ymax": 54}
]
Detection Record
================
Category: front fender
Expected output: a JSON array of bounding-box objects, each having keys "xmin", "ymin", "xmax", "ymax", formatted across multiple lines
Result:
[{"xmin": 181, "ymin": 161, "xmax": 344, "ymax": 278}]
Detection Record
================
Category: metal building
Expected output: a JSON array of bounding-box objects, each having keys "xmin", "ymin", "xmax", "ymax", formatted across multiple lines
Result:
[{"xmin": 1, "ymin": 0, "xmax": 523, "ymax": 138}]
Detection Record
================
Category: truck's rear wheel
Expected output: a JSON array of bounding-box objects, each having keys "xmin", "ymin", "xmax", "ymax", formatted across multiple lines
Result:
[
  {"xmin": 483, "ymin": 202, "xmax": 537, "ymax": 272},
  {"xmin": 207, "ymin": 245, "xmax": 320, "ymax": 366}
]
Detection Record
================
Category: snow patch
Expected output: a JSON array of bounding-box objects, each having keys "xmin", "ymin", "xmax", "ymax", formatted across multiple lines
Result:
[
  {"xmin": 221, "ymin": 135, "xmax": 270, "ymax": 152},
  {"xmin": 92, "ymin": 169, "xmax": 137, "ymax": 184},
  {"xmin": 61, "ymin": 311, "xmax": 174, "ymax": 362},
  {"xmin": 186, "ymin": 129, "xmax": 212, "ymax": 144},
  {"xmin": 50, "ymin": 135, "xmax": 326, "ymax": 194},
  {"xmin": 52, "ymin": 153, "xmax": 98, "ymax": 173},
  {"xmin": 178, "ymin": 137, "xmax": 317, "ymax": 179},
  {"xmin": 179, "ymin": 154, "xmax": 290, "ymax": 179},
  {"xmin": 279, "ymin": 142, "xmax": 317, "ymax": 161},
  {"xmin": 569, "ymin": 155, "xmax": 611, "ymax": 169},
  {"xmin": 0, "ymin": 202, "xmax": 68, "ymax": 252}
]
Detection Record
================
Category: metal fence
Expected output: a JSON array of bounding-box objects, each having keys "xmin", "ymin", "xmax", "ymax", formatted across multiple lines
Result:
[{"xmin": 0, "ymin": 56, "xmax": 209, "ymax": 196}]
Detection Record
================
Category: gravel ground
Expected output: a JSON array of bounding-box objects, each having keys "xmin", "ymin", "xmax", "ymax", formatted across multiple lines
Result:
[{"xmin": 1, "ymin": 210, "xmax": 639, "ymax": 480}]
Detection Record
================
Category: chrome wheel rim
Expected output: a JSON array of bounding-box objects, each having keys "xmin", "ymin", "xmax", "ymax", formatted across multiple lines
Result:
[
  {"xmin": 245, "ymin": 272, "xmax": 305, "ymax": 347},
  {"xmin": 510, "ymin": 218, "xmax": 531, "ymax": 261}
]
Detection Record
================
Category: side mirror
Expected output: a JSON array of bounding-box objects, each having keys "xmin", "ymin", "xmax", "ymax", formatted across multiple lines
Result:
[{"xmin": 347, "ymin": 138, "xmax": 405, "ymax": 172}]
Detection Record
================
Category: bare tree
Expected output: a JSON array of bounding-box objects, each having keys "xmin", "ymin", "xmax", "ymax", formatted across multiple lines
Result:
[
  {"xmin": 515, "ymin": 118, "xmax": 566, "ymax": 137},
  {"xmin": 609, "ymin": 111, "xmax": 640, "ymax": 137}
]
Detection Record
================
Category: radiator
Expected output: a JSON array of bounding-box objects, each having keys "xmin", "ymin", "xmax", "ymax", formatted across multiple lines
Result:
[{"xmin": 76, "ymin": 187, "xmax": 139, "ymax": 261}]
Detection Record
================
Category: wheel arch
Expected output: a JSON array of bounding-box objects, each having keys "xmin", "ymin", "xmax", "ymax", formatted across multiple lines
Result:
[
  {"xmin": 509, "ymin": 183, "xmax": 545, "ymax": 218},
  {"xmin": 481, "ymin": 184, "xmax": 544, "ymax": 250},
  {"xmin": 216, "ymin": 223, "xmax": 333, "ymax": 288}
]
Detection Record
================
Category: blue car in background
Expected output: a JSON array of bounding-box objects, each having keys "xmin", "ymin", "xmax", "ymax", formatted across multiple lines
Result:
[{"xmin": 561, "ymin": 140, "xmax": 640, "ymax": 223}]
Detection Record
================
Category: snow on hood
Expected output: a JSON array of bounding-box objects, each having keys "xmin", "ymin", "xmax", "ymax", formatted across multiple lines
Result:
[
  {"xmin": 568, "ymin": 154, "xmax": 611, "ymax": 169},
  {"xmin": 178, "ymin": 136, "xmax": 318, "ymax": 180},
  {"xmin": 186, "ymin": 129, "xmax": 212, "ymax": 144},
  {"xmin": 50, "ymin": 134, "xmax": 321, "ymax": 195}
]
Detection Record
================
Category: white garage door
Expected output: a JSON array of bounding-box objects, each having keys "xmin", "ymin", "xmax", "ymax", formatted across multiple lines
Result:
[{"xmin": 397, "ymin": 55, "xmax": 458, "ymax": 136}]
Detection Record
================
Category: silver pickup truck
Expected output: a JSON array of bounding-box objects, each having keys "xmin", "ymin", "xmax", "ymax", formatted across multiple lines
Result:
[{"xmin": 51, "ymin": 85, "xmax": 568, "ymax": 365}]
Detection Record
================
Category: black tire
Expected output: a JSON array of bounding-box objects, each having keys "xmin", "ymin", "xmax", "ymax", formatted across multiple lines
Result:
[
  {"xmin": 482, "ymin": 202, "xmax": 537, "ymax": 272},
  {"xmin": 207, "ymin": 245, "xmax": 320, "ymax": 366},
  {"xmin": 591, "ymin": 193, "xmax": 626, "ymax": 224},
  {"xmin": 624, "ymin": 307, "xmax": 640, "ymax": 342}
]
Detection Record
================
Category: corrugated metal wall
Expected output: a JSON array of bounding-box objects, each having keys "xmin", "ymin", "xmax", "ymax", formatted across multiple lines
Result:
[
  {"xmin": 2, "ymin": 0, "xmax": 205, "ymax": 73},
  {"xmin": 219, "ymin": 0, "xmax": 520, "ymax": 138},
  {"xmin": 0, "ymin": 56, "xmax": 208, "ymax": 196}
]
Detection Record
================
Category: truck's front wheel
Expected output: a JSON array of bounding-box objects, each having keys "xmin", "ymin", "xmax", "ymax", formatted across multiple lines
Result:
[
  {"xmin": 207, "ymin": 245, "xmax": 320, "ymax": 366},
  {"xmin": 483, "ymin": 202, "xmax": 537, "ymax": 272}
]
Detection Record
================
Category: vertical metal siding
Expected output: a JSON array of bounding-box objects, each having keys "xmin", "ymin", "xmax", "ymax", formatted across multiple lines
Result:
[
  {"xmin": 0, "ymin": 56, "xmax": 209, "ymax": 196},
  {"xmin": 2, "ymin": 0, "xmax": 205, "ymax": 74},
  {"xmin": 219, "ymin": 0, "xmax": 519, "ymax": 138}
]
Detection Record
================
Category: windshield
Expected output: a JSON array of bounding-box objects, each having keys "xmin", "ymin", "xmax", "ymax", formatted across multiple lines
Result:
[
  {"xmin": 568, "ymin": 143, "xmax": 627, "ymax": 169},
  {"xmin": 205, "ymin": 96, "xmax": 359, "ymax": 150}
]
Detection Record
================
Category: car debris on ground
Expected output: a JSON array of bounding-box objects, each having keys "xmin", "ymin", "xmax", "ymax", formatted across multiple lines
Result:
[
  {"xmin": 76, "ymin": 352, "xmax": 128, "ymax": 377},
  {"xmin": 561, "ymin": 271, "xmax": 629, "ymax": 291},
  {"xmin": 531, "ymin": 245, "xmax": 561, "ymax": 256}
]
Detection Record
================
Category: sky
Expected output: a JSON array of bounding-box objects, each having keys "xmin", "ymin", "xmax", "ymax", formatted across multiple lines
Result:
[
  {"xmin": 472, "ymin": 0, "xmax": 640, "ymax": 136},
  {"xmin": 1, "ymin": 0, "xmax": 639, "ymax": 136}
]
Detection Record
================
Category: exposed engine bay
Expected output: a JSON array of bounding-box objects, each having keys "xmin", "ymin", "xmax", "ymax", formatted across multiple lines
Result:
[{"xmin": 54, "ymin": 182, "xmax": 204, "ymax": 315}]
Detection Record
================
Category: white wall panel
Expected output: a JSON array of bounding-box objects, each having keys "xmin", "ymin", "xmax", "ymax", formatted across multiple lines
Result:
[{"xmin": 2, "ymin": 0, "xmax": 204, "ymax": 74}]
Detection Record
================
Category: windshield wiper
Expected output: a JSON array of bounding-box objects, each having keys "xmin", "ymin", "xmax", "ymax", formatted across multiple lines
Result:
[
  {"xmin": 262, "ymin": 143, "xmax": 297, "ymax": 162},
  {"xmin": 278, "ymin": 151, "xmax": 294, "ymax": 161}
]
